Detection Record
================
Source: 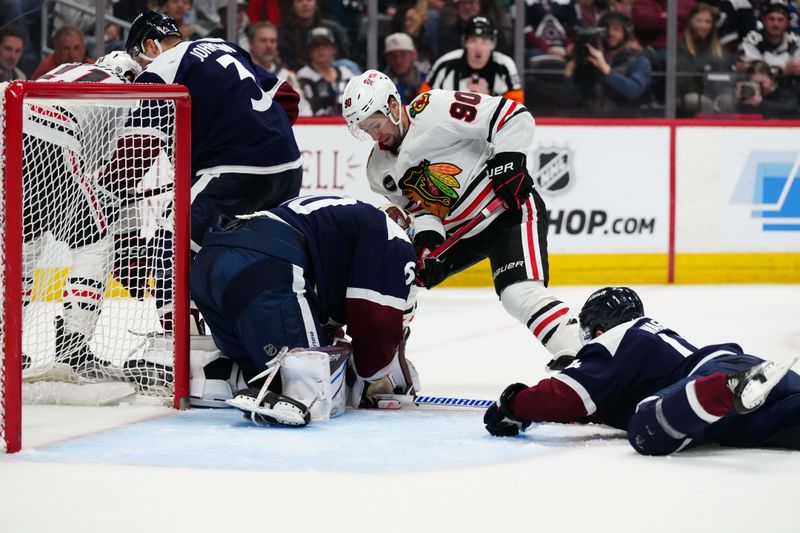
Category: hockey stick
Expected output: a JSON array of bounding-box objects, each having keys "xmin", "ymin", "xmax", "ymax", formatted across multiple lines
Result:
[
  {"xmin": 373, "ymin": 393, "xmax": 494, "ymax": 411},
  {"xmin": 426, "ymin": 197, "xmax": 506, "ymax": 259}
]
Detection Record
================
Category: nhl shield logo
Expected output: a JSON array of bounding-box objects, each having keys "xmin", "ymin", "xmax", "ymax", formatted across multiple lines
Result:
[{"xmin": 533, "ymin": 147, "xmax": 574, "ymax": 196}]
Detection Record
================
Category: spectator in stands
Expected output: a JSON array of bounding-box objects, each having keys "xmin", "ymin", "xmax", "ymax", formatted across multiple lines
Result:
[
  {"xmin": 678, "ymin": 3, "xmax": 734, "ymax": 115},
  {"xmin": 739, "ymin": 1, "xmax": 800, "ymax": 76},
  {"xmin": 421, "ymin": 16, "xmax": 524, "ymax": 103},
  {"xmin": 632, "ymin": 0, "xmax": 696, "ymax": 67},
  {"xmin": 561, "ymin": 11, "xmax": 652, "ymax": 116},
  {"xmin": 160, "ymin": 0, "xmax": 206, "ymax": 40},
  {"xmin": 246, "ymin": 0, "xmax": 282, "ymax": 25},
  {"xmin": 735, "ymin": 59, "xmax": 800, "ymax": 117},
  {"xmin": 524, "ymin": 0, "xmax": 578, "ymax": 58},
  {"xmin": 32, "ymin": 26, "xmax": 93, "ymax": 80},
  {"xmin": 716, "ymin": 0, "xmax": 758, "ymax": 52},
  {"xmin": 0, "ymin": 26, "xmax": 26, "ymax": 82},
  {"xmin": 381, "ymin": 32, "xmax": 428, "ymax": 104},
  {"xmin": 296, "ymin": 26, "xmax": 357, "ymax": 116},
  {"xmin": 439, "ymin": 0, "xmax": 512, "ymax": 55},
  {"xmin": 390, "ymin": 3, "xmax": 435, "ymax": 68},
  {"xmin": 208, "ymin": 0, "xmax": 250, "ymax": 49},
  {"xmin": 248, "ymin": 21, "xmax": 311, "ymax": 116},
  {"xmin": 279, "ymin": 0, "xmax": 352, "ymax": 71}
]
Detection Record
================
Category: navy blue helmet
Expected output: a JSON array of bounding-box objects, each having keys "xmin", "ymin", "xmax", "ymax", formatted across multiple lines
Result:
[
  {"xmin": 125, "ymin": 11, "xmax": 182, "ymax": 59},
  {"xmin": 579, "ymin": 287, "xmax": 644, "ymax": 341}
]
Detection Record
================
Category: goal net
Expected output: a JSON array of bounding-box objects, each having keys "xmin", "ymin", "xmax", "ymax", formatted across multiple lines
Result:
[{"xmin": 1, "ymin": 81, "xmax": 191, "ymax": 453}]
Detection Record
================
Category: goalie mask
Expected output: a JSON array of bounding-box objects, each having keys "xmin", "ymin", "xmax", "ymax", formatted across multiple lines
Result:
[
  {"xmin": 96, "ymin": 51, "xmax": 142, "ymax": 82},
  {"xmin": 578, "ymin": 287, "xmax": 644, "ymax": 342},
  {"xmin": 342, "ymin": 70, "xmax": 403, "ymax": 141}
]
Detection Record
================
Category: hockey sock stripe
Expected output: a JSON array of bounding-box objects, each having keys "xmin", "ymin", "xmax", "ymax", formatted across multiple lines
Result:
[
  {"xmin": 540, "ymin": 324, "xmax": 559, "ymax": 346},
  {"xmin": 532, "ymin": 307, "xmax": 569, "ymax": 338},
  {"xmin": 685, "ymin": 378, "xmax": 726, "ymax": 423},
  {"xmin": 526, "ymin": 301, "xmax": 561, "ymax": 329},
  {"xmin": 63, "ymin": 289, "xmax": 104, "ymax": 301},
  {"xmin": 68, "ymin": 277, "xmax": 105, "ymax": 290}
]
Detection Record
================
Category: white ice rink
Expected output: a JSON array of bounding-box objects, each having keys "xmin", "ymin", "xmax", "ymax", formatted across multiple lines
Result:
[{"xmin": 2, "ymin": 285, "xmax": 799, "ymax": 532}]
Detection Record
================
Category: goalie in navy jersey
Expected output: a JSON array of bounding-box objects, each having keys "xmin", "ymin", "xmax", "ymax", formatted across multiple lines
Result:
[
  {"xmin": 484, "ymin": 287, "xmax": 800, "ymax": 455},
  {"xmin": 190, "ymin": 196, "xmax": 419, "ymax": 427}
]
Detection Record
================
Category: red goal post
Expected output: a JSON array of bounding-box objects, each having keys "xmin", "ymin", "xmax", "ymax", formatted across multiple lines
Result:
[{"xmin": 1, "ymin": 81, "xmax": 191, "ymax": 453}]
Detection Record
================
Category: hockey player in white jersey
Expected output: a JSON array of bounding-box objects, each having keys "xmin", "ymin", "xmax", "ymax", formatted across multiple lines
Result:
[
  {"xmin": 23, "ymin": 52, "xmax": 142, "ymax": 378},
  {"xmin": 342, "ymin": 71, "xmax": 581, "ymax": 369}
]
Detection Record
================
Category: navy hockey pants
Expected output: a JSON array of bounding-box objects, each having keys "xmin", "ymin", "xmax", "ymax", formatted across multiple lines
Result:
[
  {"xmin": 189, "ymin": 218, "xmax": 328, "ymax": 381},
  {"xmin": 628, "ymin": 352, "xmax": 800, "ymax": 455}
]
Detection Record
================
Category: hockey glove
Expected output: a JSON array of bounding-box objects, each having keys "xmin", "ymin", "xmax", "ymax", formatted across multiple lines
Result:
[
  {"xmin": 485, "ymin": 152, "xmax": 532, "ymax": 211},
  {"xmin": 484, "ymin": 382, "xmax": 532, "ymax": 437},
  {"xmin": 414, "ymin": 231, "xmax": 449, "ymax": 289}
]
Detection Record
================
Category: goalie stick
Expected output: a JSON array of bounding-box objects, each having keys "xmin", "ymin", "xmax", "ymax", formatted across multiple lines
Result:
[
  {"xmin": 426, "ymin": 197, "xmax": 506, "ymax": 260},
  {"xmin": 373, "ymin": 393, "xmax": 494, "ymax": 411}
]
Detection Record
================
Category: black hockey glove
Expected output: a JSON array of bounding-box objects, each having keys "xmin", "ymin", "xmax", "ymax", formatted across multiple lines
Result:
[
  {"xmin": 485, "ymin": 152, "xmax": 532, "ymax": 211},
  {"xmin": 413, "ymin": 230, "xmax": 449, "ymax": 289},
  {"xmin": 484, "ymin": 382, "xmax": 532, "ymax": 437}
]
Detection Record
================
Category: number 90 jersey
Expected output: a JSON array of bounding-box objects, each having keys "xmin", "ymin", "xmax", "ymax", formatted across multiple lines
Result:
[
  {"xmin": 136, "ymin": 38, "xmax": 301, "ymax": 178},
  {"xmin": 366, "ymin": 89, "xmax": 535, "ymax": 238}
]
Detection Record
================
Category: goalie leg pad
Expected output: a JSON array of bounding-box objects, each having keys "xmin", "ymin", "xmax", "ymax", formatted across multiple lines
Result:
[
  {"xmin": 280, "ymin": 348, "xmax": 348, "ymax": 421},
  {"xmin": 348, "ymin": 342, "xmax": 421, "ymax": 408},
  {"xmin": 64, "ymin": 236, "xmax": 112, "ymax": 339},
  {"xmin": 227, "ymin": 387, "xmax": 311, "ymax": 427},
  {"xmin": 188, "ymin": 340, "xmax": 247, "ymax": 407}
]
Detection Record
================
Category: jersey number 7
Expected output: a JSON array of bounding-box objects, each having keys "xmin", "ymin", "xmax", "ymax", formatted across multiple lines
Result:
[{"xmin": 216, "ymin": 55, "xmax": 273, "ymax": 112}]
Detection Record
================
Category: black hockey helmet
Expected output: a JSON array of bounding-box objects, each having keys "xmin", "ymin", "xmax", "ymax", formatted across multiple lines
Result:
[
  {"xmin": 578, "ymin": 287, "xmax": 644, "ymax": 341},
  {"xmin": 464, "ymin": 16, "xmax": 497, "ymax": 41},
  {"xmin": 125, "ymin": 10, "xmax": 182, "ymax": 59}
]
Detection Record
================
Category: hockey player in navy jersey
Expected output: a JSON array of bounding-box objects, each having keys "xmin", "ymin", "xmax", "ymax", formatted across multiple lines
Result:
[
  {"xmin": 342, "ymin": 71, "xmax": 581, "ymax": 371},
  {"xmin": 484, "ymin": 287, "xmax": 800, "ymax": 455},
  {"xmin": 190, "ymin": 196, "xmax": 419, "ymax": 427}
]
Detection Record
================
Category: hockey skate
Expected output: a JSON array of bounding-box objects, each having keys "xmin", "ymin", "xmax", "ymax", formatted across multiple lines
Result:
[
  {"xmin": 227, "ymin": 386, "xmax": 311, "ymax": 427},
  {"xmin": 122, "ymin": 335, "xmax": 174, "ymax": 391},
  {"xmin": 54, "ymin": 315, "xmax": 112, "ymax": 381},
  {"xmin": 727, "ymin": 356, "xmax": 799, "ymax": 414}
]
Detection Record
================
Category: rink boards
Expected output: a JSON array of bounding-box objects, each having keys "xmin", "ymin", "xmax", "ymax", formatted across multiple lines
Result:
[{"xmin": 294, "ymin": 118, "xmax": 800, "ymax": 284}]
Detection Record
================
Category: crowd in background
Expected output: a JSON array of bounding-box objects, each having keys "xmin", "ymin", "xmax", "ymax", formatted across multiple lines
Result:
[{"xmin": 2, "ymin": 0, "xmax": 800, "ymax": 118}]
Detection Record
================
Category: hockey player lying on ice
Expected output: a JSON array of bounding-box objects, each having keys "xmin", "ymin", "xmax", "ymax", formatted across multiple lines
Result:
[
  {"xmin": 484, "ymin": 287, "xmax": 800, "ymax": 455},
  {"xmin": 189, "ymin": 195, "xmax": 419, "ymax": 427}
]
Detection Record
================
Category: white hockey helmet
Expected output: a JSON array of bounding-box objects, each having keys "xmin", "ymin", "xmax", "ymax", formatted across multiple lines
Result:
[
  {"xmin": 342, "ymin": 69, "xmax": 402, "ymax": 140},
  {"xmin": 96, "ymin": 51, "xmax": 142, "ymax": 82}
]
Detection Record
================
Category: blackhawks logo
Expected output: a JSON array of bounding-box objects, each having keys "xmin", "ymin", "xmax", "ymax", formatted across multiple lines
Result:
[
  {"xmin": 409, "ymin": 92, "xmax": 430, "ymax": 118},
  {"xmin": 399, "ymin": 160, "xmax": 462, "ymax": 218}
]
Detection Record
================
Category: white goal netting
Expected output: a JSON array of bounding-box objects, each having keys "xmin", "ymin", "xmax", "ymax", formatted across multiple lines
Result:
[{"xmin": 1, "ymin": 81, "xmax": 189, "ymax": 452}]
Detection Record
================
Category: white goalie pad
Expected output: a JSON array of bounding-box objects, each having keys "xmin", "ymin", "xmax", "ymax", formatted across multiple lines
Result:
[
  {"xmin": 189, "ymin": 335, "xmax": 246, "ymax": 408},
  {"xmin": 281, "ymin": 348, "xmax": 348, "ymax": 421}
]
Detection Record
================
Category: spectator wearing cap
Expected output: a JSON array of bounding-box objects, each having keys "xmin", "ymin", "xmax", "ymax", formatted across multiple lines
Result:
[
  {"xmin": 0, "ymin": 26, "xmax": 26, "ymax": 82},
  {"xmin": 739, "ymin": 1, "xmax": 800, "ymax": 76},
  {"xmin": 278, "ymin": 0, "xmax": 351, "ymax": 71},
  {"xmin": 32, "ymin": 26, "xmax": 94, "ymax": 80},
  {"xmin": 381, "ymin": 32, "xmax": 429, "ymax": 105},
  {"xmin": 561, "ymin": 11, "xmax": 652, "ymax": 116},
  {"xmin": 421, "ymin": 15, "xmax": 524, "ymax": 103},
  {"xmin": 296, "ymin": 27, "xmax": 358, "ymax": 116},
  {"xmin": 248, "ymin": 21, "xmax": 312, "ymax": 116}
]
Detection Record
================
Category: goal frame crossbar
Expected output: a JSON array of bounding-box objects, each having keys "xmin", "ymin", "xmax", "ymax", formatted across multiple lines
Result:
[{"xmin": 1, "ymin": 81, "xmax": 192, "ymax": 453}]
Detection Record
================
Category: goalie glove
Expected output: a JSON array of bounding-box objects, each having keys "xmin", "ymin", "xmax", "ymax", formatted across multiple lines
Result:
[
  {"xmin": 485, "ymin": 152, "xmax": 532, "ymax": 211},
  {"xmin": 484, "ymin": 383, "xmax": 532, "ymax": 437},
  {"xmin": 414, "ymin": 230, "xmax": 449, "ymax": 289}
]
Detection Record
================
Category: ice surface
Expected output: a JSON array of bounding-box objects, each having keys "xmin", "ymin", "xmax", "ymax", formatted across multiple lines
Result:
[{"xmin": 2, "ymin": 285, "xmax": 799, "ymax": 532}]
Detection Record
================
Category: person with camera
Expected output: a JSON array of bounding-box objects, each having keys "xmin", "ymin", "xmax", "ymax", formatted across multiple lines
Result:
[
  {"xmin": 735, "ymin": 60, "xmax": 800, "ymax": 118},
  {"xmin": 560, "ymin": 12, "xmax": 652, "ymax": 116}
]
